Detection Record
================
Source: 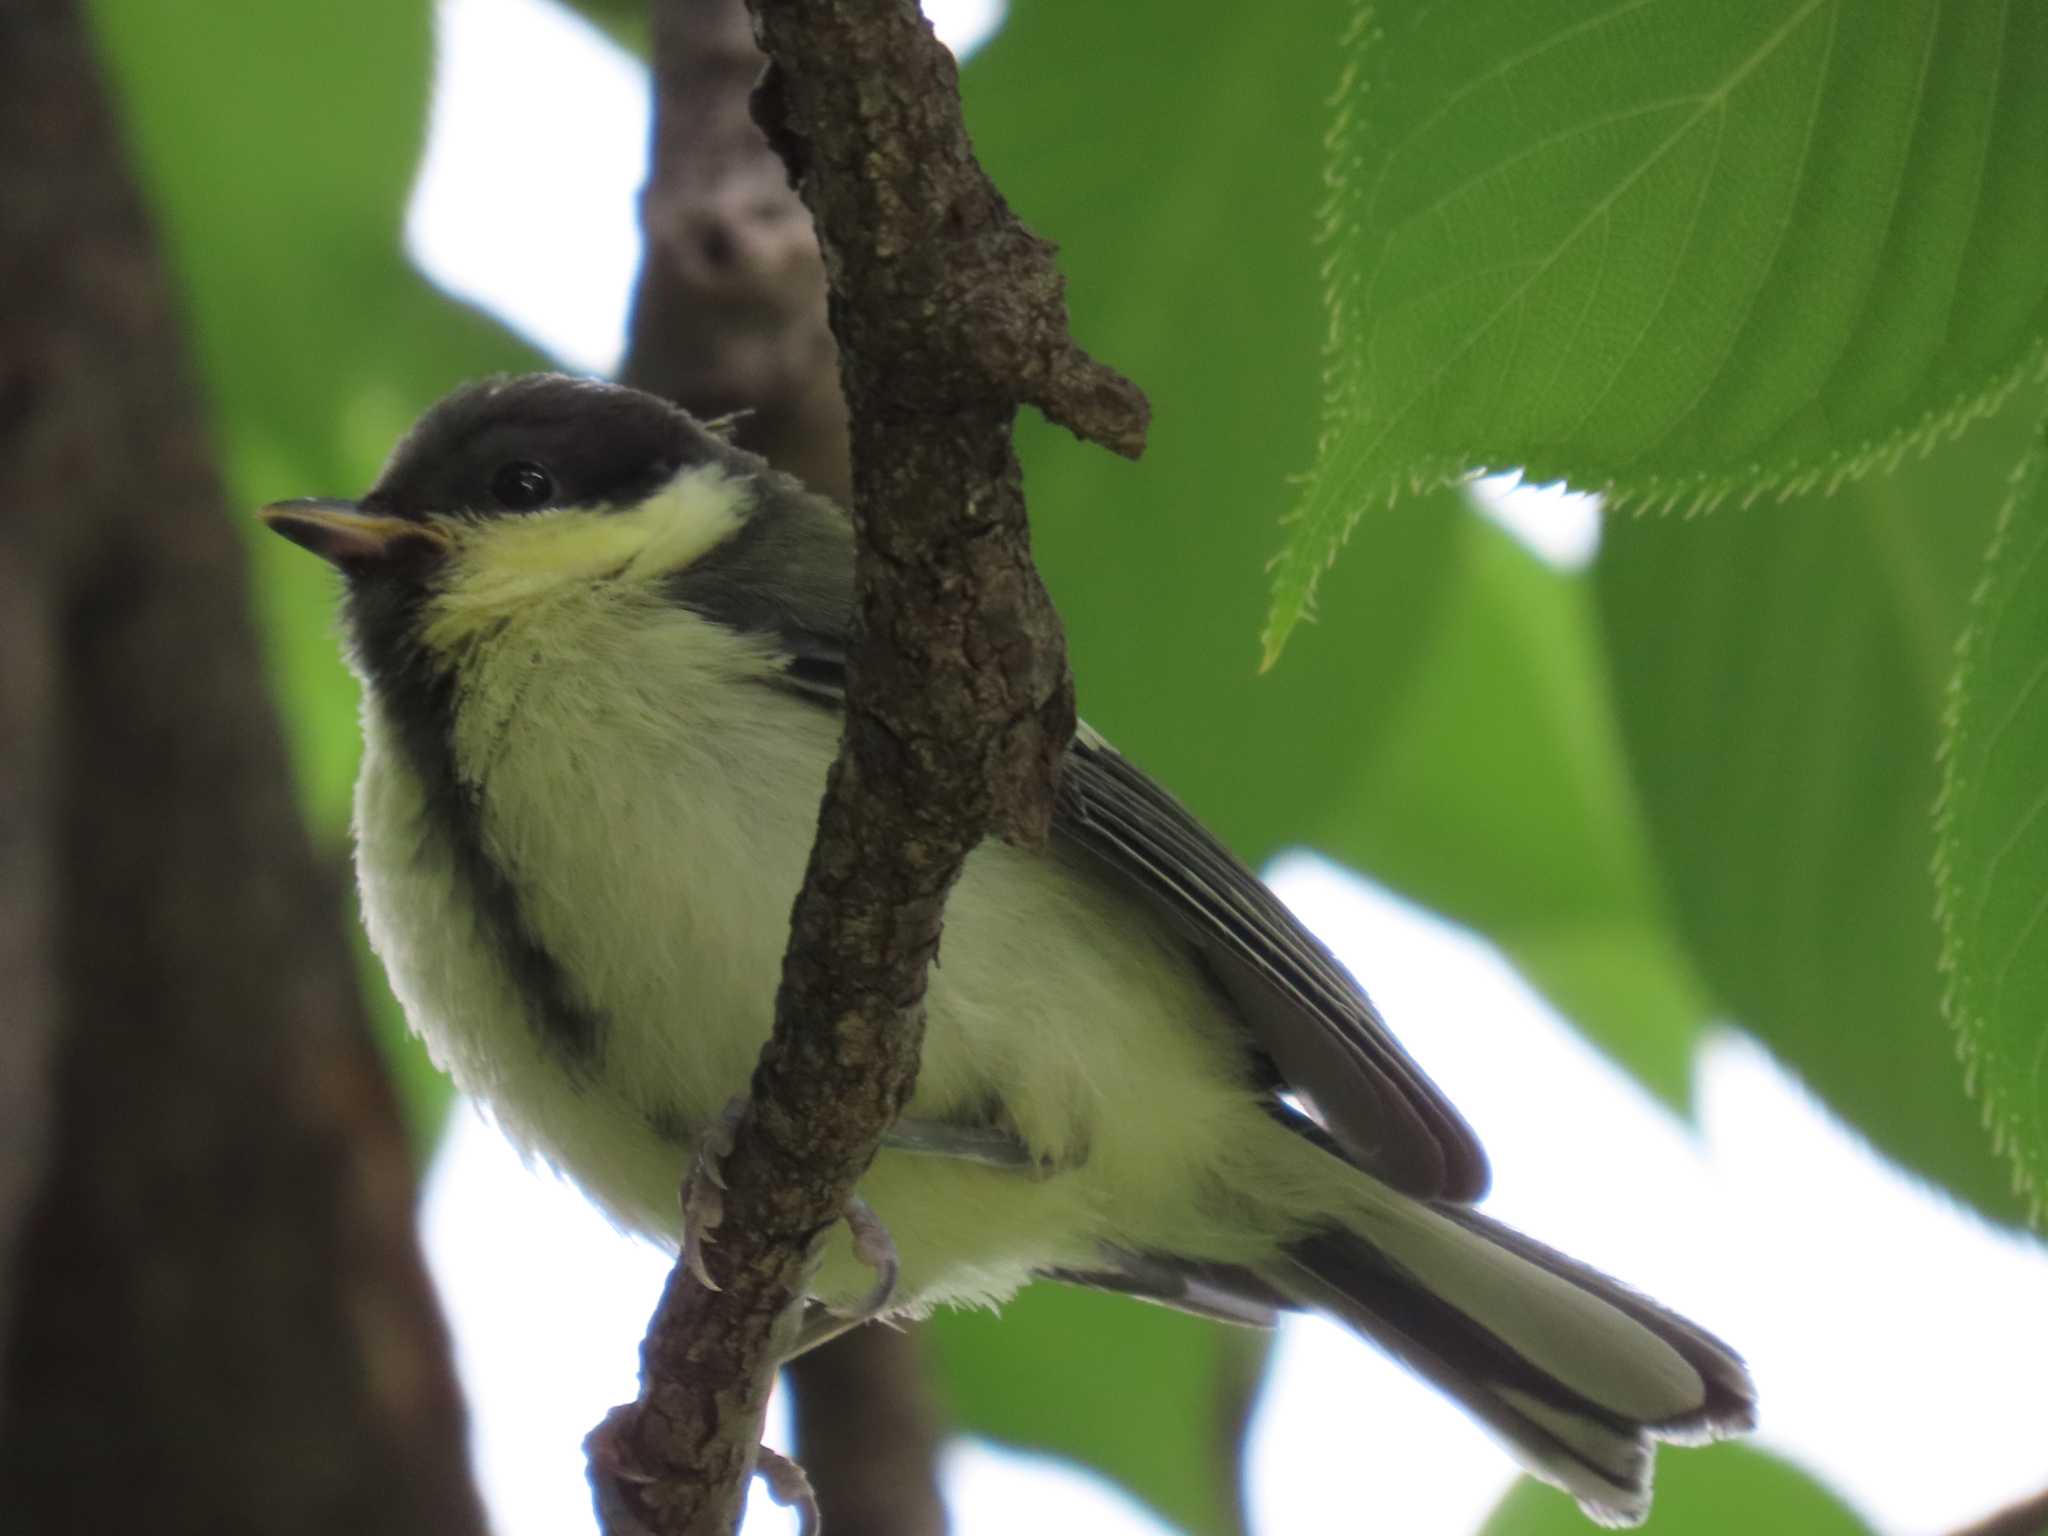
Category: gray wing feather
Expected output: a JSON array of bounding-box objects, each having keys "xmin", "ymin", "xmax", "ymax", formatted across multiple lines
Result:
[
  {"xmin": 1056, "ymin": 727, "xmax": 1489, "ymax": 1202},
  {"xmin": 676, "ymin": 480, "xmax": 1487, "ymax": 1202}
]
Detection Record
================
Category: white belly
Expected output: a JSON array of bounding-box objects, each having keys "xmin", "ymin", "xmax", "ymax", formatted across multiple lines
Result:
[{"xmin": 353, "ymin": 588, "xmax": 1313, "ymax": 1310}]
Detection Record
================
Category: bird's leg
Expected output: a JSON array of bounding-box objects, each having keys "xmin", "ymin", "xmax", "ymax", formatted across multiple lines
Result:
[
  {"xmin": 771, "ymin": 1119, "xmax": 1078, "ymax": 1360},
  {"xmin": 754, "ymin": 1446, "xmax": 821, "ymax": 1536},
  {"xmin": 679, "ymin": 1101, "xmax": 901, "ymax": 1319},
  {"xmin": 774, "ymin": 1197, "xmax": 903, "ymax": 1363},
  {"xmin": 843, "ymin": 1193, "xmax": 900, "ymax": 1317},
  {"xmin": 678, "ymin": 1098, "xmax": 743, "ymax": 1290},
  {"xmin": 587, "ymin": 1404, "xmax": 818, "ymax": 1536},
  {"xmin": 672, "ymin": 1101, "xmax": 898, "ymax": 1532}
]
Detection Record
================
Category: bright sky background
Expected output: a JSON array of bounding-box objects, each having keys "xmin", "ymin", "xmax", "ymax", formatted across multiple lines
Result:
[{"xmin": 407, "ymin": 3, "xmax": 2048, "ymax": 1533}]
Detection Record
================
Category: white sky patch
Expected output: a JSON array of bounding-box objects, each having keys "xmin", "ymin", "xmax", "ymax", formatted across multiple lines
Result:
[
  {"xmin": 1467, "ymin": 472, "xmax": 1603, "ymax": 569},
  {"xmin": 1692, "ymin": 1033, "xmax": 2048, "ymax": 1532},
  {"xmin": 939, "ymin": 1444, "xmax": 1179, "ymax": 1536},
  {"xmin": 405, "ymin": 0, "xmax": 1008, "ymax": 377},
  {"xmin": 928, "ymin": 0, "xmax": 1008, "ymax": 56},
  {"xmin": 407, "ymin": 0, "xmax": 651, "ymax": 375}
]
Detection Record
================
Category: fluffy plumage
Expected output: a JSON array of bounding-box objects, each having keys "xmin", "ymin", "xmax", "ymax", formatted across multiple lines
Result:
[{"xmin": 272, "ymin": 374, "xmax": 1756, "ymax": 1524}]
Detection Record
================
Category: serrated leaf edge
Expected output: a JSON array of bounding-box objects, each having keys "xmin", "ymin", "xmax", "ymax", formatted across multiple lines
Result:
[
  {"xmin": 1931, "ymin": 405, "xmax": 2048, "ymax": 1229},
  {"xmin": 1265, "ymin": 0, "xmax": 2048, "ymax": 667}
]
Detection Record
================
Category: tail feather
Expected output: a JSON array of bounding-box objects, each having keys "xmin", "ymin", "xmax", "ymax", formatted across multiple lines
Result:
[
  {"xmin": 1438, "ymin": 1207, "xmax": 1756, "ymax": 1443},
  {"xmin": 1271, "ymin": 1212, "xmax": 1755, "ymax": 1527}
]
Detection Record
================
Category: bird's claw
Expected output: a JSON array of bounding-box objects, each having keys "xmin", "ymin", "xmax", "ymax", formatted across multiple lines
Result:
[
  {"xmin": 755, "ymin": 1445, "xmax": 821, "ymax": 1536},
  {"xmin": 677, "ymin": 1101, "xmax": 902, "ymax": 1330},
  {"xmin": 588, "ymin": 1405, "xmax": 817, "ymax": 1536},
  {"xmin": 843, "ymin": 1193, "xmax": 900, "ymax": 1322},
  {"xmin": 679, "ymin": 1097, "xmax": 746, "ymax": 1291}
]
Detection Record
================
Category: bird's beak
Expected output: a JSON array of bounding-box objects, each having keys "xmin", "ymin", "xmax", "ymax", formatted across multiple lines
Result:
[{"xmin": 258, "ymin": 498, "xmax": 449, "ymax": 570}]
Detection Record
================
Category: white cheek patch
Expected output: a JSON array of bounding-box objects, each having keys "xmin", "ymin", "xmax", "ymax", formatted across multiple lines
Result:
[
  {"xmin": 421, "ymin": 468, "xmax": 751, "ymax": 652},
  {"xmin": 618, "ymin": 469, "xmax": 753, "ymax": 579}
]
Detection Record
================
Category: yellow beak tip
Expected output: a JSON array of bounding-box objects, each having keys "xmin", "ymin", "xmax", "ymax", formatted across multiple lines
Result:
[{"xmin": 258, "ymin": 499, "xmax": 445, "ymax": 568}]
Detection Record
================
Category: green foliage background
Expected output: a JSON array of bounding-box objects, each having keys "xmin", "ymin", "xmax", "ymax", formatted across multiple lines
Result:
[{"xmin": 83, "ymin": 0, "xmax": 2047, "ymax": 1531}]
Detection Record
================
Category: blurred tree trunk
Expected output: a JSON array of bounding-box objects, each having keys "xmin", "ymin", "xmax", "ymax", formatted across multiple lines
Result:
[
  {"xmin": 624, "ymin": 0, "xmax": 850, "ymax": 504},
  {"xmin": 0, "ymin": 2, "xmax": 486, "ymax": 1532},
  {"xmin": 1949, "ymin": 1485, "xmax": 2048, "ymax": 1536},
  {"xmin": 621, "ymin": 2, "xmax": 947, "ymax": 1532}
]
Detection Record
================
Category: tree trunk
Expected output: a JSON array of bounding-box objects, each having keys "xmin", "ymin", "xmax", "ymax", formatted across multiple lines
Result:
[{"xmin": 0, "ymin": 3, "xmax": 486, "ymax": 1531}]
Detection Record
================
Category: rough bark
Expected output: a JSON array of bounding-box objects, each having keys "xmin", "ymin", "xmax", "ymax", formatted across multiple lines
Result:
[
  {"xmin": 0, "ymin": 3, "xmax": 486, "ymax": 1531},
  {"xmin": 621, "ymin": 2, "xmax": 948, "ymax": 1531},
  {"xmin": 586, "ymin": 1, "xmax": 1148, "ymax": 1532}
]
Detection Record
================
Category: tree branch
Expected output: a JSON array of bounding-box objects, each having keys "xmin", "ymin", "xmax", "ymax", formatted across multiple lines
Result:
[
  {"xmin": 620, "ymin": 1, "xmax": 948, "ymax": 1529},
  {"xmin": 586, "ymin": 2, "xmax": 1148, "ymax": 1531}
]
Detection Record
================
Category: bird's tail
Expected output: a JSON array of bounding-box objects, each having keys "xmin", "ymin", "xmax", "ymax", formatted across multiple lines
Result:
[{"xmin": 1267, "ymin": 1200, "xmax": 1756, "ymax": 1526}]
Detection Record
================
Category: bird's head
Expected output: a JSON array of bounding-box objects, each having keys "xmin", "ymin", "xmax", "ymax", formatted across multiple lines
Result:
[{"xmin": 259, "ymin": 373, "xmax": 851, "ymax": 676}]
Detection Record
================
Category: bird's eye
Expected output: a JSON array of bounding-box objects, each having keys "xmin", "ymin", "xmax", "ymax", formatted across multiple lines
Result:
[{"xmin": 490, "ymin": 461, "xmax": 555, "ymax": 511}]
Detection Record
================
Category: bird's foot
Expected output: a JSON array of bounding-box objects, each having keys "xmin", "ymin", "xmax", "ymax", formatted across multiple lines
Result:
[
  {"xmin": 679, "ymin": 1097, "xmax": 745, "ymax": 1290},
  {"xmin": 588, "ymin": 1404, "xmax": 818, "ymax": 1536},
  {"xmin": 679, "ymin": 1101, "xmax": 900, "ymax": 1317},
  {"xmin": 755, "ymin": 1445, "xmax": 821, "ymax": 1536},
  {"xmin": 843, "ymin": 1193, "xmax": 901, "ymax": 1322},
  {"xmin": 782, "ymin": 1197, "xmax": 903, "ymax": 1362}
]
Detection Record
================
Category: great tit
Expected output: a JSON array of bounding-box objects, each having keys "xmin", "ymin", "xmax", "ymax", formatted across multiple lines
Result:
[{"xmin": 263, "ymin": 373, "xmax": 1753, "ymax": 1525}]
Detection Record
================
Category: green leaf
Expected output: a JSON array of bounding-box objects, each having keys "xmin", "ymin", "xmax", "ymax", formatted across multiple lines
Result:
[
  {"xmin": 1597, "ymin": 383, "xmax": 2048, "ymax": 1227},
  {"xmin": 956, "ymin": 0, "xmax": 1725, "ymax": 1507},
  {"xmin": 928, "ymin": 1290, "xmax": 1267, "ymax": 1536},
  {"xmin": 1310, "ymin": 513, "xmax": 1710, "ymax": 1105},
  {"xmin": 1479, "ymin": 1443, "xmax": 1874, "ymax": 1536},
  {"xmin": 974, "ymin": 0, "xmax": 1705, "ymax": 1108},
  {"xmin": 88, "ymin": 0, "xmax": 545, "ymax": 1144},
  {"xmin": 1937, "ymin": 415, "xmax": 2048, "ymax": 1219},
  {"xmin": 1270, "ymin": 0, "xmax": 2048, "ymax": 660}
]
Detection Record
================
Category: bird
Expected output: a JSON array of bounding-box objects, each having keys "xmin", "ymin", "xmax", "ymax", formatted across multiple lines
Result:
[{"xmin": 262, "ymin": 371, "xmax": 1754, "ymax": 1525}]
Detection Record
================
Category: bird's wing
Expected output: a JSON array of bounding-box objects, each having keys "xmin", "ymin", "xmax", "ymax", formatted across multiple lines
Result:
[
  {"xmin": 1054, "ymin": 725, "xmax": 1489, "ymax": 1202},
  {"xmin": 669, "ymin": 487, "xmax": 1486, "ymax": 1201}
]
